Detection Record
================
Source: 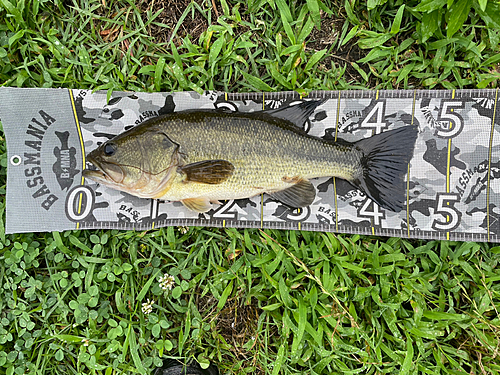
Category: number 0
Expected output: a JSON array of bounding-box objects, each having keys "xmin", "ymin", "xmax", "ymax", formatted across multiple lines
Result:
[{"xmin": 65, "ymin": 186, "xmax": 95, "ymax": 222}]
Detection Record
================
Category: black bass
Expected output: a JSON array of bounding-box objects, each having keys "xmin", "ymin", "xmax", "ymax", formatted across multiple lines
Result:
[{"xmin": 82, "ymin": 101, "xmax": 418, "ymax": 212}]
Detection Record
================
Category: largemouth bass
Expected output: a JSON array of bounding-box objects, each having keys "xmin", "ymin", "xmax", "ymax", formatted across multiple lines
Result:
[{"xmin": 83, "ymin": 101, "xmax": 418, "ymax": 212}]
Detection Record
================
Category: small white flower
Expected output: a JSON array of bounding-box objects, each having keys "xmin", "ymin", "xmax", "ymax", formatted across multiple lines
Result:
[
  {"xmin": 159, "ymin": 274, "xmax": 175, "ymax": 291},
  {"xmin": 82, "ymin": 338, "xmax": 90, "ymax": 346},
  {"xmin": 177, "ymin": 226, "xmax": 188, "ymax": 234},
  {"xmin": 142, "ymin": 299, "xmax": 154, "ymax": 314}
]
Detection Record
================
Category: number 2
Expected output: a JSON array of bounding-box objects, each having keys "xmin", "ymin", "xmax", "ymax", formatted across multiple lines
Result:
[{"xmin": 212, "ymin": 200, "xmax": 238, "ymax": 220}]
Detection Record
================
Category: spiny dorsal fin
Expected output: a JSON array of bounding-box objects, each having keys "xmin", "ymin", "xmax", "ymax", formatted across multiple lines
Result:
[
  {"xmin": 263, "ymin": 100, "xmax": 326, "ymax": 128},
  {"xmin": 180, "ymin": 160, "xmax": 234, "ymax": 184},
  {"xmin": 268, "ymin": 179, "xmax": 316, "ymax": 207}
]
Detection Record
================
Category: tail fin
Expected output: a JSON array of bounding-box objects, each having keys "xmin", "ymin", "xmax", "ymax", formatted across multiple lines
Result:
[{"xmin": 352, "ymin": 126, "xmax": 419, "ymax": 212}]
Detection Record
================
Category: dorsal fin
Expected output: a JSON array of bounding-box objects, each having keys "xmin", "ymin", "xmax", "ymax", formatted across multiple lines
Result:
[{"xmin": 262, "ymin": 99, "xmax": 326, "ymax": 128}]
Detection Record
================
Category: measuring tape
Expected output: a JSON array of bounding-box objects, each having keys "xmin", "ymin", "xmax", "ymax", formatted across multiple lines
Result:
[{"xmin": 1, "ymin": 87, "xmax": 498, "ymax": 242}]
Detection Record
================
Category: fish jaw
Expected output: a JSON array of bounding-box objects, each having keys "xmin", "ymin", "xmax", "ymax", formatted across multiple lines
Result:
[
  {"xmin": 83, "ymin": 158, "xmax": 178, "ymax": 199},
  {"xmin": 83, "ymin": 152, "xmax": 125, "ymax": 183},
  {"xmin": 83, "ymin": 166, "xmax": 153, "ymax": 198},
  {"xmin": 82, "ymin": 161, "xmax": 132, "ymax": 194},
  {"xmin": 82, "ymin": 168, "xmax": 108, "ymax": 184}
]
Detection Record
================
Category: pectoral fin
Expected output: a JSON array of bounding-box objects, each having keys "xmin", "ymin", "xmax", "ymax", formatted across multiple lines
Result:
[
  {"xmin": 180, "ymin": 160, "xmax": 234, "ymax": 184},
  {"xmin": 268, "ymin": 179, "xmax": 316, "ymax": 207},
  {"xmin": 181, "ymin": 197, "xmax": 212, "ymax": 212}
]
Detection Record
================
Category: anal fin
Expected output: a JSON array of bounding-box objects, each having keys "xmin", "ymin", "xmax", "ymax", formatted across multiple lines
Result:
[
  {"xmin": 181, "ymin": 197, "xmax": 212, "ymax": 212},
  {"xmin": 268, "ymin": 179, "xmax": 316, "ymax": 208}
]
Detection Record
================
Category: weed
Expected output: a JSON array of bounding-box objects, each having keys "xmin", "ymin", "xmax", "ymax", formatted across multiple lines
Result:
[{"xmin": 1, "ymin": 0, "xmax": 500, "ymax": 374}]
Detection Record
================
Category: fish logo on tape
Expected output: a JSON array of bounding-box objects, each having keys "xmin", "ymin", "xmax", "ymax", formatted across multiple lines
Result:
[{"xmin": 52, "ymin": 131, "xmax": 79, "ymax": 191}]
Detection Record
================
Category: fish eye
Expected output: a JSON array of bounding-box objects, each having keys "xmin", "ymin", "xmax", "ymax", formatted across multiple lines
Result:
[{"xmin": 104, "ymin": 143, "xmax": 116, "ymax": 156}]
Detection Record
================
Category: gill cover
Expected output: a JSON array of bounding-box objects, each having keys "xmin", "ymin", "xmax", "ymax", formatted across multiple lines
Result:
[{"xmin": 84, "ymin": 128, "xmax": 181, "ymax": 196}]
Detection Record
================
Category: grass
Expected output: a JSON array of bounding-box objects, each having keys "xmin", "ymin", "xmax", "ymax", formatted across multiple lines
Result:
[{"xmin": 1, "ymin": 0, "xmax": 500, "ymax": 374}]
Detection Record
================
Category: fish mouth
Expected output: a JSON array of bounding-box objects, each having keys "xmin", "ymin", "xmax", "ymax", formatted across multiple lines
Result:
[
  {"xmin": 83, "ymin": 157, "xmax": 125, "ymax": 184},
  {"xmin": 82, "ymin": 167, "xmax": 107, "ymax": 181}
]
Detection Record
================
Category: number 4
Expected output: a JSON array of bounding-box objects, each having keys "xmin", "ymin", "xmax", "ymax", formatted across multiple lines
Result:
[
  {"xmin": 359, "ymin": 198, "xmax": 385, "ymax": 226},
  {"xmin": 361, "ymin": 101, "xmax": 388, "ymax": 134}
]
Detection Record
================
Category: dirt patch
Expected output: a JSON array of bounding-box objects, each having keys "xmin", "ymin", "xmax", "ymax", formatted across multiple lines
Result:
[
  {"xmin": 309, "ymin": 15, "xmax": 342, "ymax": 50},
  {"xmin": 309, "ymin": 14, "xmax": 370, "ymax": 85},
  {"xmin": 138, "ymin": 0, "xmax": 221, "ymax": 44},
  {"xmin": 196, "ymin": 293, "xmax": 267, "ymax": 375}
]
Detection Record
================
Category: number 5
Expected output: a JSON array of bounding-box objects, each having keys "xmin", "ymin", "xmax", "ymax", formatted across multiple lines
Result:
[
  {"xmin": 432, "ymin": 193, "xmax": 461, "ymax": 231},
  {"xmin": 436, "ymin": 101, "xmax": 464, "ymax": 138}
]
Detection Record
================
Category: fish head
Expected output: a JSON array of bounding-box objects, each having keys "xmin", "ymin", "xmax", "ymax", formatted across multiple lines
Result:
[{"xmin": 83, "ymin": 127, "xmax": 180, "ymax": 198}]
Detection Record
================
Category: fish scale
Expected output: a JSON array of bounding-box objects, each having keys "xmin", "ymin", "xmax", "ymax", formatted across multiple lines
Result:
[
  {"xmin": 83, "ymin": 103, "xmax": 417, "ymax": 212},
  {"xmin": 148, "ymin": 112, "xmax": 363, "ymax": 201}
]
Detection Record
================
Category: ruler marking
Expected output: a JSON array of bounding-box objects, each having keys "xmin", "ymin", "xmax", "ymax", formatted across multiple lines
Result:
[
  {"xmin": 487, "ymin": 88, "xmax": 499, "ymax": 241},
  {"xmin": 407, "ymin": 90, "xmax": 417, "ymax": 238},
  {"xmin": 445, "ymin": 90, "xmax": 456, "ymax": 240},
  {"xmin": 260, "ymin": 91, "xmax": 265, "ymax": 228},
  {"xmin": 58, "ymin": 89, "xmax": 499, "ymax": 242},
  {"xmin": 150, "ymin": 199, "xmax": 157, "ymax": 230},
  {"xmin": 68, "ymin": 89, "xmax": 86, "ymax": 230},
  {"xmin": 260, "ymin": 194, "xmax": 264, "ymax": 229},
  {"xmin": 334, "ymin": 90, "xmax": 341, "ymax": 232},
  {"xmin": 370, "ymin": 90, "xmax": 380, "ymax": 235}
]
